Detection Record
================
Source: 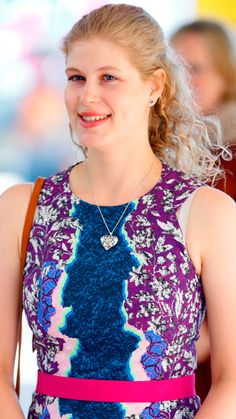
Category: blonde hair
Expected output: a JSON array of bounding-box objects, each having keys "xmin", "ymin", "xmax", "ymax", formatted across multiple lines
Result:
[
  {"xmin": 61, "ymin": 4, "xmax": 224, "ymax": 183},
  {"xmin": 171, "ymin": 20, "xmax": 236, "ymax": 103}
]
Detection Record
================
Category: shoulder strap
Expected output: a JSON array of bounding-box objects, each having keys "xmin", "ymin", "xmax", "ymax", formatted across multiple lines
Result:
[{"xmin": 15, "ymin": 177, "xmax": 45, "ymax": 397}]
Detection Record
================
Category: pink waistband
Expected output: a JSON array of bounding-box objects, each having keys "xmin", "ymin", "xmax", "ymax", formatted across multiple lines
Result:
[{"xmin": 36, "ymin": 370, "xmax": 196, "ymax": 403}]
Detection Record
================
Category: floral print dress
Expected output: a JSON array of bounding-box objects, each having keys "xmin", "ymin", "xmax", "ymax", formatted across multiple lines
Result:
[{"xmin": 23, "ymin": 162, "xmax": 205, "ymax": 418}]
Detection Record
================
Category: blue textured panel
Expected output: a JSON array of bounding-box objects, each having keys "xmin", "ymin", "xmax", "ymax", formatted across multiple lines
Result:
[{"xmin": 59, "ymin": 201, "xmax": 139, "ymax": 417}]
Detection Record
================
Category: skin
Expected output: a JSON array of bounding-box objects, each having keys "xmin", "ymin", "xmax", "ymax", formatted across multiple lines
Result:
[
  {"xmin": 0, "ymin": 36, "xmax": 236, "ymax": 418},
  {"xmin": 172, "ymin": 32, "xmax": 226, "ymax": 115}
]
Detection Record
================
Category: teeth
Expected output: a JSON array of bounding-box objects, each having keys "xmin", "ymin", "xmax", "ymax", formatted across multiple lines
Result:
[{"xmin": 82, "ymin": 115, "xmax": 108, "ymax": 121}]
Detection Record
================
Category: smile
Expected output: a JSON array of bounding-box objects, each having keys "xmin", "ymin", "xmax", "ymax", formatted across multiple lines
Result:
[
  {"xmin": 78, "ymin": 113, "xmax": 111, "ymax": 128},
  {"xmin": 81, "ymin": 115, "xmax": 110, "ymax": 122}
]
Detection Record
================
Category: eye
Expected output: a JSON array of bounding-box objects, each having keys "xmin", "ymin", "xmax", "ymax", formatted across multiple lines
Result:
[
  {"xmin": 68, "ymin": 75, "xmax": 85, "ymax": 82},
  {"xmin": 103, "ymin": 74, "xmax": 116, "ymax": 82},
  {"xmin": 190, "ymin": 64, "xmax": 204, "ymax": 76}
]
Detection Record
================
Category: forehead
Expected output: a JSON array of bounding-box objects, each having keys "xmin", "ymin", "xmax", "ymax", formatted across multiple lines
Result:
[
  {"xmin": 66, "ymin": 37, "xmax": 136, "ymax": 71},
  {"xmin": 173, "ymin": 33, "xmax": 212, "ymax": 64}
]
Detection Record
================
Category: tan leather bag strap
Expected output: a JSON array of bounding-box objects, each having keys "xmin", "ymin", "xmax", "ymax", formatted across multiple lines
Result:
[{"xmin": 15, "ymin": 177, "xmax": 45, "ymax": 397}]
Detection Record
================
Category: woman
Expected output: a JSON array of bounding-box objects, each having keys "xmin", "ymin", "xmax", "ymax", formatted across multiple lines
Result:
[
  {"xmin": 0, "ymin": 4, "xmax": 236, "ymax": 418},
  {"xmin": 171, "ymin": 20, "xmax": 236, "ymax": 200}
]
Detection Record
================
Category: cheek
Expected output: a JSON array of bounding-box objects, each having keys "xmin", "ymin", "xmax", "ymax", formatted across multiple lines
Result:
[
  {"xmin": 192, "ymin": 75, "xmax": 226, "ymax": 110},
  {"xmin": 64, "ymin": 86, "xmax": 77, "ymax": 112},
  {"xmin": 212, "ymin": 75, "xmax": 226, "ymax": 98}
]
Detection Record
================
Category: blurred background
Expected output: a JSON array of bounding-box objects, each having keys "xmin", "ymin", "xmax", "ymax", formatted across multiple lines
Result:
[{"xmin": 0, "ymin": 0, "xmax": 235, "ymax": 415}]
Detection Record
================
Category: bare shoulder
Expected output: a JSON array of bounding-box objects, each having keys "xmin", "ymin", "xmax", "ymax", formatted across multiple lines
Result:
[
  {"xmin": 189, "ymin": 186, "xmax": 236, "ymax": 261},
  {"xmin": 191, "ymin": 186, "xmax": 236, "ymax": 223},
  {"xmin": 194, "ymin": 185, "xmax": 235, "ymax": 204},
  {"xmin": 0, "ymin": 183, "xmax": 32, "ymax": 203},
  {"xmin": 0, "ymin": 183, "xmax": 33, "ymax": 214},
  {"xmin": 185, "ymin": 186, "xmax": 236, "ymax": 273},
  {"xmin": 0, "ymin": 183, "xmax": 33, "ymax": 245}
]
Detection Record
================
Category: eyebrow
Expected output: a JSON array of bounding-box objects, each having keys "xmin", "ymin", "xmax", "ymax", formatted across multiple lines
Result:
[{"xmin": 65, "ymin": 66, "xmax": 122, "ymax": 73}]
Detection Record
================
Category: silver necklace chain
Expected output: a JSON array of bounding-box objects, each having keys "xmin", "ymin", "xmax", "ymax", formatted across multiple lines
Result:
[{"xmin": 86, "ymin": 156, "xmax": 156, "ymax": 249}]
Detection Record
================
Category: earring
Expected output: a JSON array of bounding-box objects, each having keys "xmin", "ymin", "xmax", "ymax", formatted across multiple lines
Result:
[{"xmin": 149, "ymin": 98, "xmax": 156, "ymax": 107}]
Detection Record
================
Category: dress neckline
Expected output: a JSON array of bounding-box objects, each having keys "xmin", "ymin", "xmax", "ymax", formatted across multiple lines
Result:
[{"xmin": 66, "ymin": 160, "xmax": 168, "ymax": 209}]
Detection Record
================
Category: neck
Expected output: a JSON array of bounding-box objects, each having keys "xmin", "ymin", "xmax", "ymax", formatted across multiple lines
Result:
[
  {"xmin": 81, "ymin": 145, "xmax": 161, "ymax": 205},
  {"xmin": 88, "ymin": 145, "xmax": 154, "ymax": 175}
]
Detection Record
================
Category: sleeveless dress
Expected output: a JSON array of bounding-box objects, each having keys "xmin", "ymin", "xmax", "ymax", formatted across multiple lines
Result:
[{"xmin": 23, "ymin": 162, "xmax": 205, "ymax": 419}]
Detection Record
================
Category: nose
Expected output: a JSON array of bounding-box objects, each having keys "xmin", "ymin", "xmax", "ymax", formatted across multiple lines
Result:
[{"xmin": 79, "ymin": 80, "xmax": 100, "ymax": 105}]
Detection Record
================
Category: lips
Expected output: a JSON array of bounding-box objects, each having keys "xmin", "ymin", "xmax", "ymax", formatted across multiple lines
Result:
[{"xmin": 78, "ymin": 112, "xmax": 111, "ymax": 128}]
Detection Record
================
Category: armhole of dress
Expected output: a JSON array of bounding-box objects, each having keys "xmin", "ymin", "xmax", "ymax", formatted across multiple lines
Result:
[{"xmin": 177, "ymin": 189, "xmax": 199, "ymax": 246}]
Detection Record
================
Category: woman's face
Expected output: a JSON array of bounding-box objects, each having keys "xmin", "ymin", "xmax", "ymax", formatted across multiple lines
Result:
[
  {"xmin": 64, "ymin": 37, "xmax": 164, "ymax": 152},
  {"xmin": 173, "ymin": 32, "xmax": 226, "ymax": 114}
]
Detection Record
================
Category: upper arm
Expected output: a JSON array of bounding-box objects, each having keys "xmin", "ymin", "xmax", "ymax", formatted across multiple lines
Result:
[
  {"xmin": 0, "ymin": 184, "xmax": 32, "ymax": 384},
  {"xmin": 188, "ymin": 187, "xmax": 236, "ymax": 383}
]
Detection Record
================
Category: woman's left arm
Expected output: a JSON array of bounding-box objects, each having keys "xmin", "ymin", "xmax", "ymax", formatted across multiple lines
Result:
[{"xmin": 189, "ymin": 187, "xmax": 236, "ymax": 418}]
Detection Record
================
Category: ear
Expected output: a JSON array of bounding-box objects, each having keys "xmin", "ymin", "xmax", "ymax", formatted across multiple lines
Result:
[{"xmin": 148, "ymin": 68, "xmax": 166, "ymax": 99}]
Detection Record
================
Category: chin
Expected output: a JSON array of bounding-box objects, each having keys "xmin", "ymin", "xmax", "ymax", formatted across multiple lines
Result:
[{"xmin": 79, "ymin": 135, "xmax": 112, "ymax": 151}]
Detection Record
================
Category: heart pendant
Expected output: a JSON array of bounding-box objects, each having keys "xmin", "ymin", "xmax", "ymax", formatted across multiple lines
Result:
[{"xmin": 100, "ymin": 235, "xmax": 118, "ymax": 250}]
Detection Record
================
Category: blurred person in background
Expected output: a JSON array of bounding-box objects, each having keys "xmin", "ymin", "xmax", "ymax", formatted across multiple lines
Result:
[
  {"xmin": 1, "ymin": 4, "xmax": 236, "ymax": 418},
  {"xmin": 171, "ymin": 19, "xmax": 236, "ymax": 402},
  {"xmin": 171, "ymin": 20, "xmax": 236, "ymax": 201}
]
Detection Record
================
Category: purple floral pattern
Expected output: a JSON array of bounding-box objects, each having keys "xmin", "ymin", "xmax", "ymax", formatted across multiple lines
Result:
[{"xmin": 23, "ymin": 163, "xmax": 204, "ymax": 418}]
